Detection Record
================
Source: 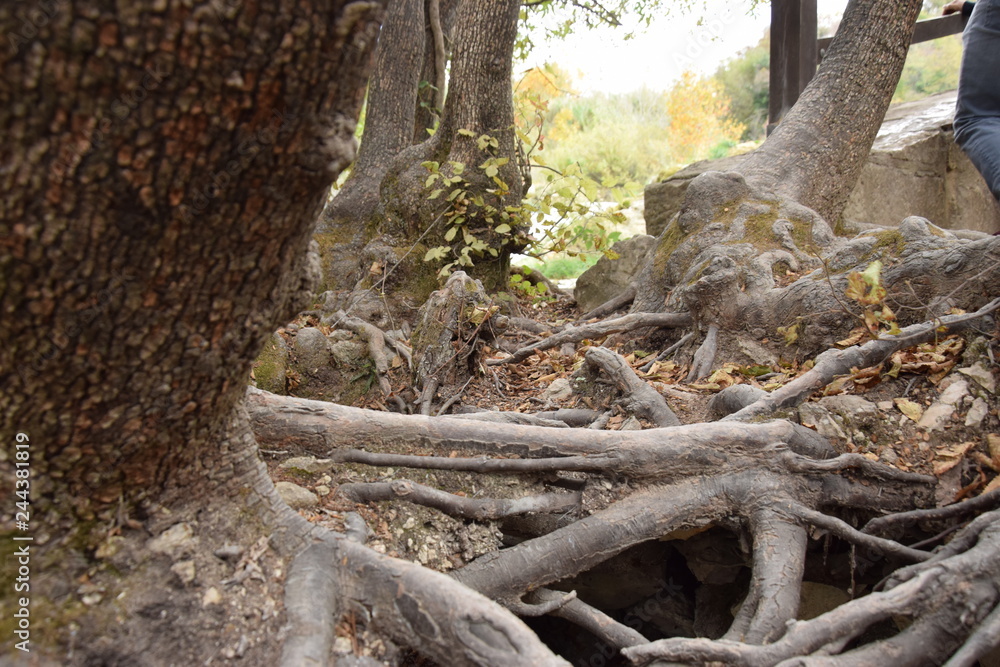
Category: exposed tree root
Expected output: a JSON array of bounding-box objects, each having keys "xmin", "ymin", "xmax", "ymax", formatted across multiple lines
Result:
[
  {"xmin": 579, "ymin": 284, "xmax": 637, "ymax": 321},
  {"xmin": 527, "ymin": 588, "xmax": 649, "ymax": 648},
  {"xmin": 724, "ymin": 298, "xmax": 1000, "ymax": 422},
  {"xmin": 248, "ymin": 302, "xmax": 999, "ymax": 665},
  {"xmin": 724, "ymin": 505, "xmax": 808, "ymax": 644},
  {"xmin": 863, "ymin": 487, "xmax": 1000, "ymax": 538},
  {"xmin": 447, "ymin": 410, "xmax": 570, "ymax": 427},
  {"xmin": 686, "ymin": 324, "xmax": 720, "ymax": 383},
  {"xmin": 584, "ymin": 346, "xmax": 680, "ymax": 426},
  {"xmin": 328, "ymin": 310, "xmax": 394, "ymax": 395},
  {"xmin": 489, "ymin": 311, "xmax": 692, "ymax": 365},
  {"xmin": 337, "ymin": 479, "xmax": 581, "ymax": 519},
  {"xmin": 281, "ymin": 534, "xmax": 570, "ymax": 667},
  {"xmin": 622, "ymin": 512, "xmax": 1000, "ymax": 667}
]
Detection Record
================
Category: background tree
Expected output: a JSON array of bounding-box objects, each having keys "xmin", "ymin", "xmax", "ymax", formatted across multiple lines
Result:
[{"xmin": 317, "ymin": 0, "xmax": 460, "ymax": 292}]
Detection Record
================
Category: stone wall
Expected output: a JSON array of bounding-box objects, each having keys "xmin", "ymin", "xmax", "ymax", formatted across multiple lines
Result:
[{"xmin": 645, "ymin": 91, "xmax": 1000, "ymax": 237}]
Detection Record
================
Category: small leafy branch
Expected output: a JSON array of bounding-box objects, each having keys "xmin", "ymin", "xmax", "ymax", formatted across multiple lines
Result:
[
  {"xmin": 420, "ymin": 130, "xmax": 524, "ymax": 279},
  {"xmin": 778, "ymin": 260, "xmax": 901, "ymax": 347}
]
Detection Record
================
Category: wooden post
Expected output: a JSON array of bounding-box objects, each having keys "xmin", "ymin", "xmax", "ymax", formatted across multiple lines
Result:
[{"xmin": 768, "ymin": 0, "xmax": 817, "ymax": 134}]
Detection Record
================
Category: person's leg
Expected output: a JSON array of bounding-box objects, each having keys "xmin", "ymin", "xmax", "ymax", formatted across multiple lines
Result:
[{"xmin": 954, "ymin": 0, "xmax": 1000, "ymax": 200}]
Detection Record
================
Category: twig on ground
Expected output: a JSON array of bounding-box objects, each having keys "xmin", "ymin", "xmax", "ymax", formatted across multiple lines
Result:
[
  {"xmin": 578, "ymin": 285, "xmax": 636, "ymax": 321},
  {"xmin": 490, "ymin": 312, "xmax": 692, "ymax": 365},
  {"xmin": 338, "ymin": 479, "xmax": 581, "ymax": 520}
]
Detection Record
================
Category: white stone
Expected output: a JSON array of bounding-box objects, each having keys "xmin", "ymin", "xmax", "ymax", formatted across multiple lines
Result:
[
  {"xmin": 147, "ymin": 522, "xmax": 195, "ymax": 556},
  {"xmin": 958, "ymin": 362, "xmax": 996, "ymax": 393},
  {"xmin": 965, "ymin": 398, "xmax": 989, "ymax": 427},
  {"xmin": 170, "ymin": 560, "xmax": 196, "ymax": 585},
  {"xmin": 540, "ymin": 377, "xmax": 573, "ymax": 403},
  {"xmin": 275, "ymin": 481, "xmax": 319, "ymax": 509}
]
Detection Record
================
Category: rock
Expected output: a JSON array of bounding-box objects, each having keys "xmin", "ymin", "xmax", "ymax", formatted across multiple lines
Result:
[
  {"xmin": 798, "ymin": 582, "xmax": 851, "ymax": 621},
  {"xmin": 737, "ymin": 338, "xmax": 778, "ymax": 367},
  {"xmin": 275, "ymin": 481, "xmax": 319, "ymax": 509},
  {"xmin": 540, "ymin": 377, "xmax": 573, "ymax": 403},
  {"xmin": 817, "ymin": 395, "xmax": 880, "ymax": 427},
  {"xmin": 293, "ymin": 327, "xmax": 330, "ymax": 371},
  {"xmin": 620, "ymin": 416, "xmax": 643, "ymax": 431},
  {"xmin": 170, "ymin": 560, "xmax": 196, "ymax": 585},
  {"xmin": 965, "ymin": 397, "xmax": 989, "ymax": 427},
  {"xmin": 252, "ymin": 332, "xmax": 288, "ymax": 395},
  {"xmin": 330, "ymin": 339, "xmax": 367, "ymax": 366},
  {"xmin": 958, "ymin": 362, "xmax": 996, "ymax": 394},
  {"xmin": 147, "ymin": 522, "xmax": 196, "ymax": 557},
  {"xmin": 644, "ymin": 157, "xmax": 749, "ymax": 236},
  {"xmin": 917, "ymin": 377, "xmax": 970, "ymax": 431},
  {"xmin": 279, "ymin": 456, "xmax": 336, "ymax": 474},
  {"xmin": 315, "ymin": 485, "xmax": 331, "ymax": 497},
  {"xmin": 644, "ymin": 92, "xmax": 1000, "ymax": 237},
  {"xmin": 574, "ymin": 234, "xmax": 657, "ymax": 313},
  {"xmin": 799, "ymin": 403, "xmax": 848, "ymax": 442},
  {"xmin": 202, "ymin": 587, "xmax": 223, "ymax": 607}
]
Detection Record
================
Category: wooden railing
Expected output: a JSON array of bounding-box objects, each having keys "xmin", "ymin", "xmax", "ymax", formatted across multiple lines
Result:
[{"xmin": 768, "ymin": 1, "xmax": 968, "ymax": 133}]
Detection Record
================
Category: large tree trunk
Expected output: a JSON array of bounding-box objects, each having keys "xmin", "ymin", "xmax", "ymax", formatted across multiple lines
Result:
[
  {"xmin": 0, "ymin": 0, "xmax": 380, "ymax": 659},
  {"xmin": 738, "ymin": 0, "xmax": 923, "ymax": 225},
  {"xmin": 0, "ymin": 2, "xmax": 560, "ymax": 664}
]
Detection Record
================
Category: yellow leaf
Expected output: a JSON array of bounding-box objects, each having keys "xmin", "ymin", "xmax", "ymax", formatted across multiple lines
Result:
[
  {"xmin": 987, "ymin": 433, "xmax": 1000, "ymax": 469},
  {"xmin": 837, "ymin": 329, "xmax": 867, "ymax": 347},
  {"xmin": 893, "ymin": 398, "xmax": 923, "ymax": 422},
  {"xmin": 823, "ymin": 376, "xmax": 852, "ymax": 396}
]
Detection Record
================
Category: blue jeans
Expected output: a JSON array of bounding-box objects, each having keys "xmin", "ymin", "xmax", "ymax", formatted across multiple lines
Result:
[{"xmin": 955, "ymin": 0, "xmax": 1000, "ymax": 201}]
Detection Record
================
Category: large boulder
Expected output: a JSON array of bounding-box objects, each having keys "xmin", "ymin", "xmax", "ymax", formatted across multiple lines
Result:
[
  {"xmin": 574, "ymin": 234, "xmax": 657, "ymax": 313},
  {"xmin": 645, "ymin": 91, "xmax": 1000, "ymax": 236}
]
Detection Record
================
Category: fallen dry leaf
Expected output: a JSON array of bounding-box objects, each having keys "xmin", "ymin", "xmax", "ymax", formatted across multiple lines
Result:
[
  {"xmin": 988, "ymin": 433, "xmax": 1000, "ymax": 469},
  {"xmin": 933, "ymin": 441, "xmax": 975, "ymax": 476},
  {"xmin": 894, "ymin": 398, "xmax": 924, "ymax": 422}
]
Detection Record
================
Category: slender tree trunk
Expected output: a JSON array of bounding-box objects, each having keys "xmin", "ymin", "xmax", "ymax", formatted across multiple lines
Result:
[
  {"xmin": 0, "ymin": 0, "xmax": 382, "ymax": 660},
  {"xmin": 317, "ymin": 0, "xmax": 426, "ymax": 290},
  {"xmin": 360, "ymin": 0, "xmax": 524, "ymax": 309},
  {"xmin": 413, "ymin": 0, "xmax": 460, "ymax": 140},
  {"xmin": 737, "ymin": 0, "xmax": 923, "ymax": 225}
]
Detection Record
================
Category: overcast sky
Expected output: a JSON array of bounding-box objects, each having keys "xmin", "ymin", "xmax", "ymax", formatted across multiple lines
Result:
[{"xmin": 521, "ymin": 0, "xmax": 851, "ymax": 94}]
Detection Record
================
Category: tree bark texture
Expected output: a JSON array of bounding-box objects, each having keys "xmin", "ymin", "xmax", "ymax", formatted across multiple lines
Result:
[
  {"xmin": 738, "ymin": 0, "xmax": 923, "ymax": 225},
  {"xmin": 0, "ymin": 0, "xmax": 382, "ymax": 660}
]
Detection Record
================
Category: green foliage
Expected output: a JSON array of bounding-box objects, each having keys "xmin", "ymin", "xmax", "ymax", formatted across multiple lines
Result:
[
  {"xmin": 419, "ymin": 140, "xmax": 520, "ymax": 279},
  {"xmin": 517, "ymin": 253, "xmax": 599, "ymax": 280},
  {"xmin": 892, "ymin": 35, "xmax": 962, "ymax": 103}
]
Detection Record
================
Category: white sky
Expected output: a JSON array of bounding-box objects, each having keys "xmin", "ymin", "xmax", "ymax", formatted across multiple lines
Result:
[{"xmin": 522, "ymin": 0, "xmax": 851, "ymax": 94}]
